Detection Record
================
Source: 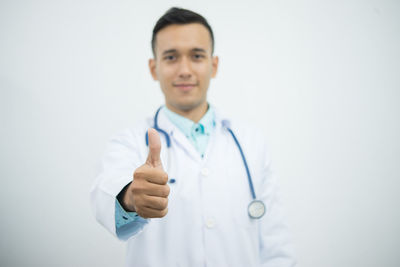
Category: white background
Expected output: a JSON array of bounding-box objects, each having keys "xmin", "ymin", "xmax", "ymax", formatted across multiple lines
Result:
[{"xmin": 1, "ymin": 0, "xmax": 399, "ymax": 266}]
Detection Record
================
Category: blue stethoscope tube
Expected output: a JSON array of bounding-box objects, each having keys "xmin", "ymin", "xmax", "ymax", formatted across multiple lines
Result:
[
  {"xmin": 145, "ymin": 106, "xmax": 265, "ymax": 219},
  {"xmin": 222, "ymin": 121, "xmax": 256, "ymax": 200},
  {"xmin": 145, "ymin": 107, "xmax": 171, "ymax": 148}
]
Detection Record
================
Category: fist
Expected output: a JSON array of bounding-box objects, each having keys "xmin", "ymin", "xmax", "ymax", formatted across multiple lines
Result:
[{"xmin": 122, "ymin": 128, "xmax": 170, "ymax": 218}]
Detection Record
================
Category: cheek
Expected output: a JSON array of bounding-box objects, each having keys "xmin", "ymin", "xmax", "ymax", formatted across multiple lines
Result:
[
  {"xmin": 194, "ymin": 64, "xmax": 212, "ymax": 78},
  {"xmin": 157, "ymin": 65, "xmax": 176, "ymax": 82},
  {"xmin": 199, "ymin": 67, "xmax": 214, "ymax": 83}
]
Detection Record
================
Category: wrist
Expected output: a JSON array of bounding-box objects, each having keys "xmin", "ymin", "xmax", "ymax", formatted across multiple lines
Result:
[{"xmin": 117, "ymin": 183, "xmax": 136, "ymax": 212}]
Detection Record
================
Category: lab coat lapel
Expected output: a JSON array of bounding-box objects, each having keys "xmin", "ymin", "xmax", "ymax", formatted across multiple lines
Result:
[{"xmin": 200, "ymin": 110, "xmax": 223, "ymax": 164}]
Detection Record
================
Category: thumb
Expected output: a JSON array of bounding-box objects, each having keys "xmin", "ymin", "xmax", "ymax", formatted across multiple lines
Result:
[{"xmin": 146, "ymin": 128, "xmax": 163, "ymax": 168}]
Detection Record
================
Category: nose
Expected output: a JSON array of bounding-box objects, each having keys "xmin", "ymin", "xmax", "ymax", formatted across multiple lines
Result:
[{"xmin": 178, "ymin": 57, "xmax": 192, "ymax": 80}]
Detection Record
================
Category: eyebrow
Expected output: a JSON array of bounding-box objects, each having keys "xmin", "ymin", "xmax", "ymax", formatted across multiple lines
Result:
[
  {"xmin": 162, "ymin": 49, "xmax": 177, "ymax": 56},
  {"xmin": 161, "ymin": 48, "xmax": 207, "ymax": 56},
  {"xmin": 192, "ymin": 48, "xmax": 207, "ymax": 53}
]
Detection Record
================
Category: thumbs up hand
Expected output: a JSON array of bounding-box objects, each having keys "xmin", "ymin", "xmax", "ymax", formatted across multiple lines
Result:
[
  {"xmin": 146, "ymin": 128, "xmax": 164, "ymax": 169},
  {"xmin": 120, "ymin": 128, "xmax": 170, "ymax": 218}
]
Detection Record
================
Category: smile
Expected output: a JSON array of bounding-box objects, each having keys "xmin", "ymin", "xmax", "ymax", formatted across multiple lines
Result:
[{"xmin": 173, "ymin": 83, "xmax": 197, "ymax": 92}]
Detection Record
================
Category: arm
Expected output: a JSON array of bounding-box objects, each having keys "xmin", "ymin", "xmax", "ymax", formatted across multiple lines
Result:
[
  {"xmin": 258, "ymin": 139, "xmax": 297, "ymax": 266},
  {"xmin": 89, "ymin": 129, "xmax": 149, "ymax": 240},
  {"xmin": 90, "ymin": 128, "xmax": 170, "ymax": 241}
]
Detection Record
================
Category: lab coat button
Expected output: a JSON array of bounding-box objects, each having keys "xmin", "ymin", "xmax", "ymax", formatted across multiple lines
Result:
[
  {"xmin": 206, "ymin": 218, "xmax": 215, "ymax": 228},
  {"xmin": 201, "ymin": 168, "xmax": 209, "ymax": 176}
]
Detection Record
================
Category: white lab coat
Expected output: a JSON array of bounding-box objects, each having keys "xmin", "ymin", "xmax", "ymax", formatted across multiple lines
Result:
[{"xmin": 90, "ymin": 107, "xmax": 296, "ymax": 267}]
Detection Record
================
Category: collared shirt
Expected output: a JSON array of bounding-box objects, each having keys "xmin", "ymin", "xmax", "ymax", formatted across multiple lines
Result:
[
  {"xmin": 115, "ymin": 105, "xmax": 216, "ymax": 233},
  {"xmin": 163, "ymin": 105, "xmax": 215, "ymax": 158}
]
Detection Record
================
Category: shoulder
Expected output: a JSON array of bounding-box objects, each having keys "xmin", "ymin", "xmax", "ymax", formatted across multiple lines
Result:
[
  {"xmin": 107, "ymin": 116, "xmax": 152, "ymax": 147},
  {"xmin": 231, "ymin": 119, "xmax": 264, "ymax": 140},
  {"xmin": 216, "ymin": 110, "xmax": 270, "ymax": 164},
  {"xmin": 216, "ymin": 111, "xmax": 266, "ymax": 145},
  {"xmin": 216, "ymin": 111, "xmax": 273, "ymax": 175}
]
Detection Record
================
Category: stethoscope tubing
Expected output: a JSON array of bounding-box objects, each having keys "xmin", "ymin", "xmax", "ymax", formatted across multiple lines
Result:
[
  {"xmin": 224, "ymin": 127, "xmax": 257, "ymax": 200},
  {"xmin": 145, "ymin": 106, "xmax": 171, "ymax": 148},
  {"xmin": 145, "ymin": 106, "xmax": 258, "ymax": 200}
]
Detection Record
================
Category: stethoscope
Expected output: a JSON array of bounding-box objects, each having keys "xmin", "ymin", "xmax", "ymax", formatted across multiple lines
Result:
[{"xmin": 145, "ymin": 107, "xmax": 266, "ymax": 219}]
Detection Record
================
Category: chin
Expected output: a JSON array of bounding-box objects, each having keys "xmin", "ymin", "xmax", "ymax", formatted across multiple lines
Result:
[{"xmin": 172, "ymin": 100, "xmax": 204, "ymax": 112}]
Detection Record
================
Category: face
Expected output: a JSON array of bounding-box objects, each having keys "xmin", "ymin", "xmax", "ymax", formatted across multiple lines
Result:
[{"xmin": 149, "ymin": 23, "xmax": 219, "ymax": 113}]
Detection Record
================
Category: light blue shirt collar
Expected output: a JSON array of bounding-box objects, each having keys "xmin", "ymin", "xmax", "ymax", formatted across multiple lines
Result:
[{"xmin": 163, "ymin": 105, "xmax": 216, "ymax": 138}]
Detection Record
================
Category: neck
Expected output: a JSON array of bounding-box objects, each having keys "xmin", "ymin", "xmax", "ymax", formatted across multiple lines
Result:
[{"xmin": 166, "ymin": 102, "xmax": 208, "ymax": 123}]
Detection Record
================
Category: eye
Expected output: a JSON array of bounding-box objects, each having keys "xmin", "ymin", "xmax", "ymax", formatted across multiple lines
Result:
[
  {"xmin": 164, "ymin": 55, "xmax": 176, "ymax": 61},
  {"xmin": 193, "ymin": 54, "xmax": 205, "ymax": 60}
]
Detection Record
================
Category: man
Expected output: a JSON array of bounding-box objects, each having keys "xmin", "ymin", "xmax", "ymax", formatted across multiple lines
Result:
[{"xmin": 90, "ymin": 7, "xmax": 296, "ymax": 267}]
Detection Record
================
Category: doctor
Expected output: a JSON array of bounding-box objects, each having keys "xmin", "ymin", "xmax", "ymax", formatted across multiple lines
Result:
[{"xmin": 90, "ymin": 7, "xmax": 296, "ymax": 267}]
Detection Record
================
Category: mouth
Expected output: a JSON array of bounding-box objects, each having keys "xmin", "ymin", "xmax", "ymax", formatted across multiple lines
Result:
[{"xmin": 173, "ymin": 83, "xmax": 198, "ymax": 92}]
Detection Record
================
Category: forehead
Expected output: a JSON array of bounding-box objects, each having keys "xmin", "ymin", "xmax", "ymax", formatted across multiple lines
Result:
[{"xmin": 155, "ymin": 23, "xmax": 212, "ymax": 55}]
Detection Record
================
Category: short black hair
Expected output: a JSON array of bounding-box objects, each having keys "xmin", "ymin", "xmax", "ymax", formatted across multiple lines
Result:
[{"xmin": 151, "ymin": 7, "xmax": 215, "ymax": 56}]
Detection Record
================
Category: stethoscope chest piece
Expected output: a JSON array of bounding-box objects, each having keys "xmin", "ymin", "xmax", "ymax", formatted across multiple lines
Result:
[{"xmin": 248, "ymin": 200, "xmax": 266, "ymax": 219}]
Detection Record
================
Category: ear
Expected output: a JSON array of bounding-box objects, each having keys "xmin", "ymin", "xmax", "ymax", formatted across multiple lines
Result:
[
  {"xmin": 211, "ymin": 56, "xmax": 219, "ymax": 78},
  {"xmin": 149, "ymin": 58, "xmax": 158, "ymax": 81}
]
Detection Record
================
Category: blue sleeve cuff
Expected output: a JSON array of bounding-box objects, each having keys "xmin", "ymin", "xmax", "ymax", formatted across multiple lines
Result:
[
  {"xmin": 115, "ymin": 198, "xmax": 149, "ymax": 240},
  {"xmin": 115, "ymin": 199, "xmax": 139, "ymax": 228}
]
